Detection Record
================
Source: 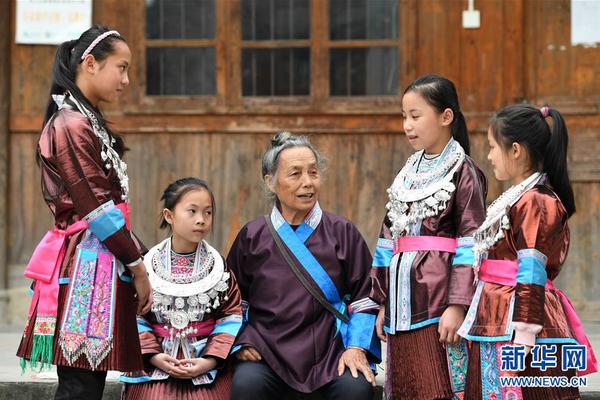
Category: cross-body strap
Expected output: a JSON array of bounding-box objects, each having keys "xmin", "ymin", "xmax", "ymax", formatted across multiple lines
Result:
[{"xmin": 264, "ymin": 215, "xmax": 349, "ymax": 324}]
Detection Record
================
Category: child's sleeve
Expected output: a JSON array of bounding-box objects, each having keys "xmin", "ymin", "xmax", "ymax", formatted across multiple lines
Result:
[
  {"xmin": 449, "ymin": 161, "xmax": 487, "ymax": 305},
  {"xmin": 511, "ymin": 190, "xmax": 567, "ymax": 347},
  {"xmin": 369, "ymin": 215, "xmax": 393, "ymax": 305},
  {"xmin": 136, "ymin": 315, "xmax": 162, "ymax": 365},
  {"xmin": 200, "ymin": 262, "xmax": 243, "ymax": 361}
]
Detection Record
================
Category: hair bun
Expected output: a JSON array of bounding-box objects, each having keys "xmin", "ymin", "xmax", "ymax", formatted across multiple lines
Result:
[{"xmin": 271, "ymin": 131, "xmax": 293, "ymax": 147}]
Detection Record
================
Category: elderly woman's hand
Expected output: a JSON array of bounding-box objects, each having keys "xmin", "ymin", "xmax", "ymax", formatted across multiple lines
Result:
[
  {"xmin": 337, "ymin": 347, "xmax": 375, "ymax": 386},
  {"xmin": 236, "ymin": 346, "xmax": 262, "ymax": 362}
]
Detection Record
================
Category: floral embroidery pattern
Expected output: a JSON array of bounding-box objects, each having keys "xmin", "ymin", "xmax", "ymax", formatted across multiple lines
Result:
[
  {"xmin": 447, "ymin": 341, "xmax": 468, "ymax": 399},
  {"xmin": 33, "ymin": 316, "xmax": 56, "ymax": 336},
  {"xmin": 59, "ymin": 231, "xmax": 117, "ymax": 370}
]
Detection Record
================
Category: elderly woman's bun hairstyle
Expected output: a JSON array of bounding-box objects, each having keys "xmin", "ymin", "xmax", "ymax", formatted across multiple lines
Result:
[{"xmin": 261, "ymin": 131, "xmax": 326, "ymax": 201}]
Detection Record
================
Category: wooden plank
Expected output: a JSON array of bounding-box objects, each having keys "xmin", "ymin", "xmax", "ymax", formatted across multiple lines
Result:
[
  {"xmin": 0, "ymin": 0, "xmax": 11, "ymax": 296},
  {"xmin": 311, "ymin": 0, "xmax": 328, "ymax": 102},
  {"xmin": 325, "ymin": 40, "xmax": 400, "ymax": 48},
  {"xmin": 240, "ymin": 40, "xmax": 311, "ymax": 48},
  {"xmin": 399, "ymin": 0, "xmax": 417, "ymax": 90},
  {"xmin": 10, "ymin": 114, "xmax": 405, "ymax": 134},
  {"xmin": 7, "ymin": 134, "xmax": 53, "ymax": 266},
  {"xmin": 556, "ymin": 183, "xmax": 600, "ymax": 321},
  {"xmin": 146, "ymin": 39, "xmax": 217, "ymax": 48},
  {"xmin": 502, "ymin": 0, "xmax": 525, "ymax": 104}
]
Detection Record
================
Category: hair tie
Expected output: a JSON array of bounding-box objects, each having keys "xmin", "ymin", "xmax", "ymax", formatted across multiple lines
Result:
[
  {"xmin": 540, "ymin": 106, "xmax": 550, "ymax": 118},
  {"xmin": 80, "ymin": 30, "xmax": 120, "ymax": 61}
]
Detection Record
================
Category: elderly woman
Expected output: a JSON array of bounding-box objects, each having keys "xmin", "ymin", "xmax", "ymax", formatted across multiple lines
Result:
[{"xmin": 227, "ymin": 132, "xmax": 380, "ymax": 400}]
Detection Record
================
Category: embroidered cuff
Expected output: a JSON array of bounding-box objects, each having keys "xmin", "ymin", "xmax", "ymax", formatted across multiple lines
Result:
[
  {"xmin": 348, "ymin": 298, "xmax": 379, "ymax": 314},
  {"xmin": 512, "ymin": 321, "xmax": 543, "ymax": 347},
  {"xmin": 85, "ymin": 200, "xmax": 126, "ymax": 241},
  {"xmin": 516, "ymin": 249, "xmax": 548, "ymax": 286}
]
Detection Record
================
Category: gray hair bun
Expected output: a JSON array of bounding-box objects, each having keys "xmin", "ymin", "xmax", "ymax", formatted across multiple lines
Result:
[{"xmin": 271, "ymin": 131, "xmax": 293, "ymax": 147}]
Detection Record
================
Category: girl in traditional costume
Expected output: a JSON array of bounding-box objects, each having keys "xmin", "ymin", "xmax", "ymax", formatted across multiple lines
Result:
[
  {"xmin": 370, "ymin": 75, "xmax": 487, "ymax": 400},
  {"xmin": 17, "ymin": 26, "xmax": 152, "ymax": 400},
  {"xmin": 121, "ymin": 178, "xmax": 242, "ymax": 399},
  {"xmin": 459, "ymin": 104, "xmax": 598, "ymax": 400}
]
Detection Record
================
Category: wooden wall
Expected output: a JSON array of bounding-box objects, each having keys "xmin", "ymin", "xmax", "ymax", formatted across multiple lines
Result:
[
  {"xmin": 0, "ymin": 0, "xmax": 10, "ymax": 317},
  {"xmin": 2, "ymin": 0, "xmax": 600, "ymax": 321}
]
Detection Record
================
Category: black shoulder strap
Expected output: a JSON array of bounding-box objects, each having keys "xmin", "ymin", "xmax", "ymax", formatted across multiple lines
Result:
[{"xmin": 264, "ymin": 215, "xmax": 349, "ymax": 324}]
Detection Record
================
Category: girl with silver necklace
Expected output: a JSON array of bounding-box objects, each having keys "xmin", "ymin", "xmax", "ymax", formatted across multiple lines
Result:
[
  {"xmin": 370, "ymin": 75, "xmax": 488, "ymax": 400},
  {"xmin": 121, "ymin": 178, "xmax": 243, "ymax": 400},
  {"xmin": 458, "ymin": 104, "xmax": 597, "ymax": 400}
]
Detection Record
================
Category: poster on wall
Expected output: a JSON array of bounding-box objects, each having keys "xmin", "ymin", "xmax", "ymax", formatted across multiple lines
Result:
[
  {"xmin": 571, "ymin": 0, "xmax": 600, "ymax": 46},
  {"xmin": 15, "ymin": 0, "xmax": 93, "ymax": 45}
]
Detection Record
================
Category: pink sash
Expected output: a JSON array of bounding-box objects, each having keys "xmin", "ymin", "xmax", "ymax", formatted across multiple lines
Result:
[
  {"xmin": 23, "ymin": 203, "xmax": 130, "ymax": 370},
  {"xmin": 151, "ymin": 320, "xmax": 216, "ymax": 338},
  {"xmin": 480, "ymin": 259, "xmax": 598, "ymax": 376},
  {"xmin": 393, "ymin": 236, "xmax": 457, "ymax": 255}
]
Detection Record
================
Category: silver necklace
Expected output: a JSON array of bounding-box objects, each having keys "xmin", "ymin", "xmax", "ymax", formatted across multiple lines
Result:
[
  {"xmin": 386, "ymin": 139, "xmax": 465, "ymax": 237},
  {"xmin": 67, "ymin": 93, "xmax": 130, "ymax": 201},
  {"xmin": 472, "ymin": 172, "xmax": 542, "ymax": 267}
]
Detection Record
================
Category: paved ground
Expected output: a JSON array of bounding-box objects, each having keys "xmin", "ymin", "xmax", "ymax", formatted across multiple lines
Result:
[{"xmin": 0, "ymin": 324, "xmax": 598, "ymax": 399}]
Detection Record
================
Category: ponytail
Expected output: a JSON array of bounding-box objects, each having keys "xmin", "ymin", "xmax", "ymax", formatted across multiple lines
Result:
[
  {"xmin": 404, "ymin": 75, "xmax": 470, "ymax": 155},
  {"xmin": 43, "ymin": 40, "xmax": 77, "ymax": 127},
  {"xmin": 40, "ymin": 26, "xmax": 127, "ymax": 163},
  {"xmin": 451, "ymin": 110, "xmax": 470, "ymax": 155},
  {"xmin": 543, "ymin": 108, "xmax": 575, "ymax": 217},
  {"xmin": 490, "ymin": 104, "xmax": 575, "ymax": 217}
]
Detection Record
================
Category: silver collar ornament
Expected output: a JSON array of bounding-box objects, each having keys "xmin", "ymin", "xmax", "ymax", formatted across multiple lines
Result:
[
  {"xmin": 146, "ymin": 238, "xmax": 230, "ymax": 339},
  {"xmin": 386, "ymin": 139, "xmax": 466, "ymax": 238},
  {"xmin": 53, "ymin": 92, "xmax": 130, "ymax": 201},
  {"xmin": 472, "ymin": 172, "xmax": 542, "ymax": 268}
]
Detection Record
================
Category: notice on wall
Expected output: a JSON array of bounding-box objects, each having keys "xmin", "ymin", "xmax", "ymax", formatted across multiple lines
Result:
[
  {"xmin": 16, "ymin": 0, "xmax": 92, "ymax": 45},
  {"xmin": 571, "ymin": 0, "xmax": 600, "ymax": 46}
]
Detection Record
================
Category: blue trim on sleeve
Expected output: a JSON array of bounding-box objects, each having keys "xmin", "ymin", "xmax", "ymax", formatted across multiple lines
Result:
[
  {"xmin": 373, "ymin": 246, "xmax": 393, "ymax": 268},
  {"xmin": 87, "ymin": 205, "xmax": 126, "ymax": 241},
  {"xmin": 119, "ymin": 375, "xmax": 152, "ymax": 383},
  {"xmin": 452, "ymin": 245, "xmax": 475, "ymax": 266},
  {"xmin": 136, "ymin": 318, "xmax": 153, "ymax": 333},
  {"xmin": 346, "ymin": 313, "xmax": 376, "ymax": 349},
  {"xmin": 516, "ymin": 256, "xmax": 547, "ymax": 286},
  {"xmin": 58, "ymin": 277, "xmax": 70, "ymax": 285},
  {"xmin": 212, "ymin": 319, "xmax": 242, "ymax": 337}
]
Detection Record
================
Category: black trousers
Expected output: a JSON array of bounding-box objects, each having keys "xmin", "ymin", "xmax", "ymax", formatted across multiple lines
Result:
[
  {"xmin": 231, "ymin": 361, "xmax": 373, "ymax": 400},
  {"xmin": 55, "ymin": 366, "xmax": 107, "ymax": 400}
]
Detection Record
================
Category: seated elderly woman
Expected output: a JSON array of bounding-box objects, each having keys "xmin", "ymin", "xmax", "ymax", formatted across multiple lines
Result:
[{"xmin": 227, "ymin": 132, "xmax": 380, "ymax": 400}]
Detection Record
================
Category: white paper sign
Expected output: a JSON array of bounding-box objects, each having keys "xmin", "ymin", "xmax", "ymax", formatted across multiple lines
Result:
[
  {"xmin": 571, "ymin": 0, "xmax": 600, "ymax": 46},
  {"xmin": 16, "ymin": 0, "xmax": 93, "ymax": 45}
]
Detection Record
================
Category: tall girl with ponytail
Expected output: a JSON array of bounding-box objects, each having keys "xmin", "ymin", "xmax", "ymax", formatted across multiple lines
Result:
[
  {"xmin": 459, "ymin": 104, "xmax": 598, "ymax": 399},
  {"xmin": 370, "ymin": 75, "xmax": 487, "ymax": 399},
  {"xmin": 17, "ymin": 26, "xmax": 152, "ymax": 399}
]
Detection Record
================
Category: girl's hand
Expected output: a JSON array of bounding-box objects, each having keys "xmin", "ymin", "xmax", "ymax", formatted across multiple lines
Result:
[
  {"xmin": 438, "ymin": 305, "xmax": 465, "ymax": 344},
  {"xmin": 376, "ymin": 305, "xmax": 387, "ymax": 342},
  {"xmin": 131, "ymin": 262, "xmax": 153, "ymax": 314},
  {"xmin": 149, "ymin": 353, "xmax": 189, "ymax": 379},
  {"xmin": 179, "ymin": 357, "xmax": 218, "ymax": 378},
  {"xmin": 236, "ymin": 346, "xmax": 262, "ymax": 362}
]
